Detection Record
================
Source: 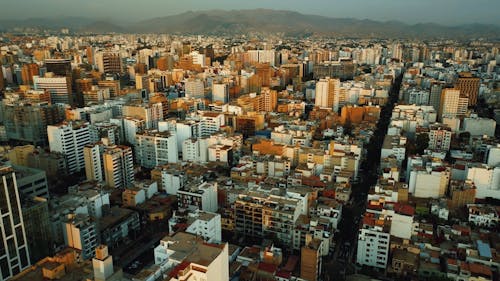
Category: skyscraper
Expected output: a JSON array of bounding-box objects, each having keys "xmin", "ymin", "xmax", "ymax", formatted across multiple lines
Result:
[
  {"xmin": 315, "ymin": 77, "xmax": 341, "ymax": 112},
  {"xmin": 0, "ymin": 166, "xmax": 30, "ymax": 279}
]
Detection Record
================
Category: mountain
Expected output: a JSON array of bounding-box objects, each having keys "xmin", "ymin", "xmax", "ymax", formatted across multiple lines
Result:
[{"xmin": 1, "ymin": 10, "xmax": 499, "ymax": 39}]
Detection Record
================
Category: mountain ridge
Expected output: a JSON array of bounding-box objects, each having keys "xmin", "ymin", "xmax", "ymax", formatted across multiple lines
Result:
[{"xmin": 1, "ymin": 9, "xmax": 499, "ymax": 39}]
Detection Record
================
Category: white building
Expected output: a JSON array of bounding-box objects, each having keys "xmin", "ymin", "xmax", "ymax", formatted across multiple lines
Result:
[
  {"xmin": 466, "ymin": 164, "xmax": 500, "ymax": 199},
  {"xmin": 175, "ymin": 120, "xmax": 201, "ymax": 151},
  {"xmin": 463, "ymin": 117, "xmax": 496, "ymax": 137},
  {"xmin": 33, "ymin": 74, "xmax": 73, "ymax": 105},
  {"xmin": 356, "ymin": 213, "xmax": 390, "ymax": 269},
  {"xmin": 486, "ymin": 145, "xmax": 500, "ymax": 167},
  {"xmin": 154, "ymin": 232, "xmax": 229, "ymax": 281},
  {"xmin": 409, "ymin": 167, "xmax": 450, "ymax": 198},
  {"xmin": 381, "ymin": 135, "xmax": 407, "ymax": 165},
  {"xmin": 48, "ymin": 121, "xmax": 90, "ymax": 173},
  {"xmin": 468, "ymin": 204, "xmax": 500, "ymax": 228},
  {"xmin": 135, "ymin": 130, "xmax": 178, "ymax": 168},
  {"xmin": 177, "ymin": 181, "xmax": 218, "ymax": 213},
  {"xmin": 200, "ymin": 111, "xmax": 225, "ymax": 137},
  {"xmin": 208, "ymin": 144, "xmax": 233, "ymax": 165},
  {"xmin": 315, "ymin": 77, "xmax": 340, "ymax": 112},
  {"xmin": 169, "ymin": 209, "xmax": 222, "ymax": 243}
]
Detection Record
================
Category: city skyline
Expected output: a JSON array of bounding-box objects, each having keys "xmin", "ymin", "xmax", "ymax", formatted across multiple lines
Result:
[{"xmin": 1, "ymin": 0, "xmax": 500, "ymax": 26}]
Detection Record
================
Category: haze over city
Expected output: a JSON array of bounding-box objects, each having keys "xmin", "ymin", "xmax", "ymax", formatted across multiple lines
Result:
[{"xmin": 1, "ymin": 0, "xmax": 500, "ymax": 25}]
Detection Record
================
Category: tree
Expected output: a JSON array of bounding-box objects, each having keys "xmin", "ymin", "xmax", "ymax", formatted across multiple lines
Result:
[{"xmin": 415, "ymin": 133, "xmax": 430, "ymax": 155}]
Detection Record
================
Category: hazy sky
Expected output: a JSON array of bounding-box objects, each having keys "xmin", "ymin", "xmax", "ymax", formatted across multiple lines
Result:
[{"xmin": 2, "ymin": 0, "xmax": 499, "ymax": 25}]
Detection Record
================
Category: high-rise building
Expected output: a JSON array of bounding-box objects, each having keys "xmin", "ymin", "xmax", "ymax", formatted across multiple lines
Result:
[
  {"xmin": 2, "ymin": 101, "xmax": 65, "ymax": 145},
  {"xmin": 439, "ymin": 88, "xmax": 468, "ymax": 120},
  {"xmin": 429, "ymin": 82, "xmax": 444, "ymax": 111},
  {"xmin": 47, "ymin": 121, "xmax": 91, "ymax": 173},
  {"xmin": 96, "ymin": 52, "xmax": 122, "ymax": 74},
  {"xmin": 184, "ymin": 78, "xmax": 205, "ymax": 98},
  {"xmin": 21, "ymin": 63, "xmax": 39, "ymax": 85},
  {"xmin": 212, "ymin": 82, "xmax": 229, "ymax": 103},
  {"xmin": 45, "ymin": 59, "xmax": 72, "ymax": 77},
  {"xmin": 0, "ymin": 166, "xmax": 31, "ymax": 279},
  {"xmin": 84, "ymin": 143, "xmax": 104, "ymax": 182},
  {"xmin": 21, "ymin": 197, "xmax": 52, "ymax": 264},
  {"xmin": 455, "ymin": 72, "xmax": 480, "ymax": 106},
  {"xmin": 33, "ymin": 73, "xmax": 73, "ymax": 105},
  {"xmin": 103, "ymin": 145, "xmax": 134, "ymax": 189},
  {"xmin": 315, "ymin": 77, "xmax": 340, "ymax": 111},
  {"xmin": 301, "ymin": 238, "xmax": 323, "ymax": 281},
  {"xmin": 135, "ymin": 130, "xmax": 178, "ymax": 168}
]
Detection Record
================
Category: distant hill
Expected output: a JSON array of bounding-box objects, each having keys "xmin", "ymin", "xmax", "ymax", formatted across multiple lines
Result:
[{"xmin": 1, "ymin": 9, "xmax": 499, "ymax": 39}]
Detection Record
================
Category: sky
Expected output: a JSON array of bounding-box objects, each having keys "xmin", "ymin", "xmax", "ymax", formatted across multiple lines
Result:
[{"xmin": 1, "ymin": 0, "xmax": 499, "ymax": 25}]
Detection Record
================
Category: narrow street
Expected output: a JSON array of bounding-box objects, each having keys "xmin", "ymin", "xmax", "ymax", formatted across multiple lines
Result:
[{"xmin": 322, "ymin": 72, "xmax": 403, "ymax": 280}]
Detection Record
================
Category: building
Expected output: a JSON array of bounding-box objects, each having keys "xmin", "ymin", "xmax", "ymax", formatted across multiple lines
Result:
[
  {"xmin": 47, "ymin": 121, "xmax": 90, "ymax": 173},
  {"xmin": 13, "ymin": 165, "xmax": 49, "ymax": 199},
  {"xmin": 315, "ymin": 77, "xmax": 341, "ymax": 111},
  {"xmin": 177, "ymin": 181, "xmax": 218, "ymax": 213},
  {"xmin": 92, "ymin": 245, "xmax": 114, "ymax": 281},
  {"xmin": 33, "ymin": 74, "xmax": 73, "ymax": 105},
  {"xmin": 2, "ymin": 101, "xmax": 65, "ymax": 145},
  {"xmin": 169, "ymin": 209, "xmax": 222, "ymax": 243},
  {"xmin": 122, "ymin": 102, "xmax": 163, "ymax": 130},
  {"xmin": 21, "ymin": 197, "xmax": 52, "ymax": 264},
  {"xmin": 234, "ymin": 190, "xmax": 303, "ymax": 246},
  {"xmin": 439, "ymin": 88, "xmax": 468, "ymax": 120},
  {"xmin": 103, "ymin": 145, "xmax": 134, "ymax": 189},
  {"xmin": 200, "ymin": 111, "xmax": 225, "ymax": 136},
  {"xmin": 154, "ymin": 232, "xmax": 229, "ymax": 281},
  {"xmin": 463, "ymin": 117, "xmax": 496, "ymax": 137},
  {"xmin": 96, "ymin": 52, "xmax": 122, "ymax": 74},
  {"xmin": 301, "ymin": 238, "xmax": 323, "ymax": 281},
  {"xmin": 212, "ymin": 82, "xmax": 229, "ymax": 103},
  {"xmin": 409, "ymin": 167, "xmax": 450, "ymax": 198},
  {"xmin": 184, "ymin": 79, "xmax": 205, "ymax": 98},
  {"xmin": 356, "ymin": 210, "xmax": 391, "ymax": 269},
  {"xmin": 84, "ymin": 143, "xmax": 104, "ymax": 182},
  {"xmin": 135, "ymin": 130, "xmax": 178, "ymax": 168},
  {"xmin": 427, "ymin": 124, "xmax": 452, "ymax": 151},
  {"xmin": 0, "ymin": 166, "xmax": 31, "ymax": 279},
  {"xmin": 21, "ymin": 63, "xmax": 39, "ymax": 85},
  {"xmin": 208, "ymin": 144, "xmax": 233, "ymax": 166},
  {"xmin": 63, "ymin": 214, "xmax": 98, "ymax": 260},
  {"xmin": 99, "ymin": 207, "xmax": 140, "ymax": 249},
  {"xmin": 381, "ymin": 135, "xmax": 407, "ymax": 165},
  {"xmin": 45, "ymin": 59, "xmax": 71, "ymax": 77},
  {"xmin": 455, "ymin": 72, "xmax": 480, "ymax": 106}
]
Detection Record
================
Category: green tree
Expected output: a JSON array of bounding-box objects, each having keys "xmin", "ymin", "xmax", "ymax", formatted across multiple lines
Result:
[{"xmin": 415, "ymin": 133, "xmax": 430, "ymax": 155}]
